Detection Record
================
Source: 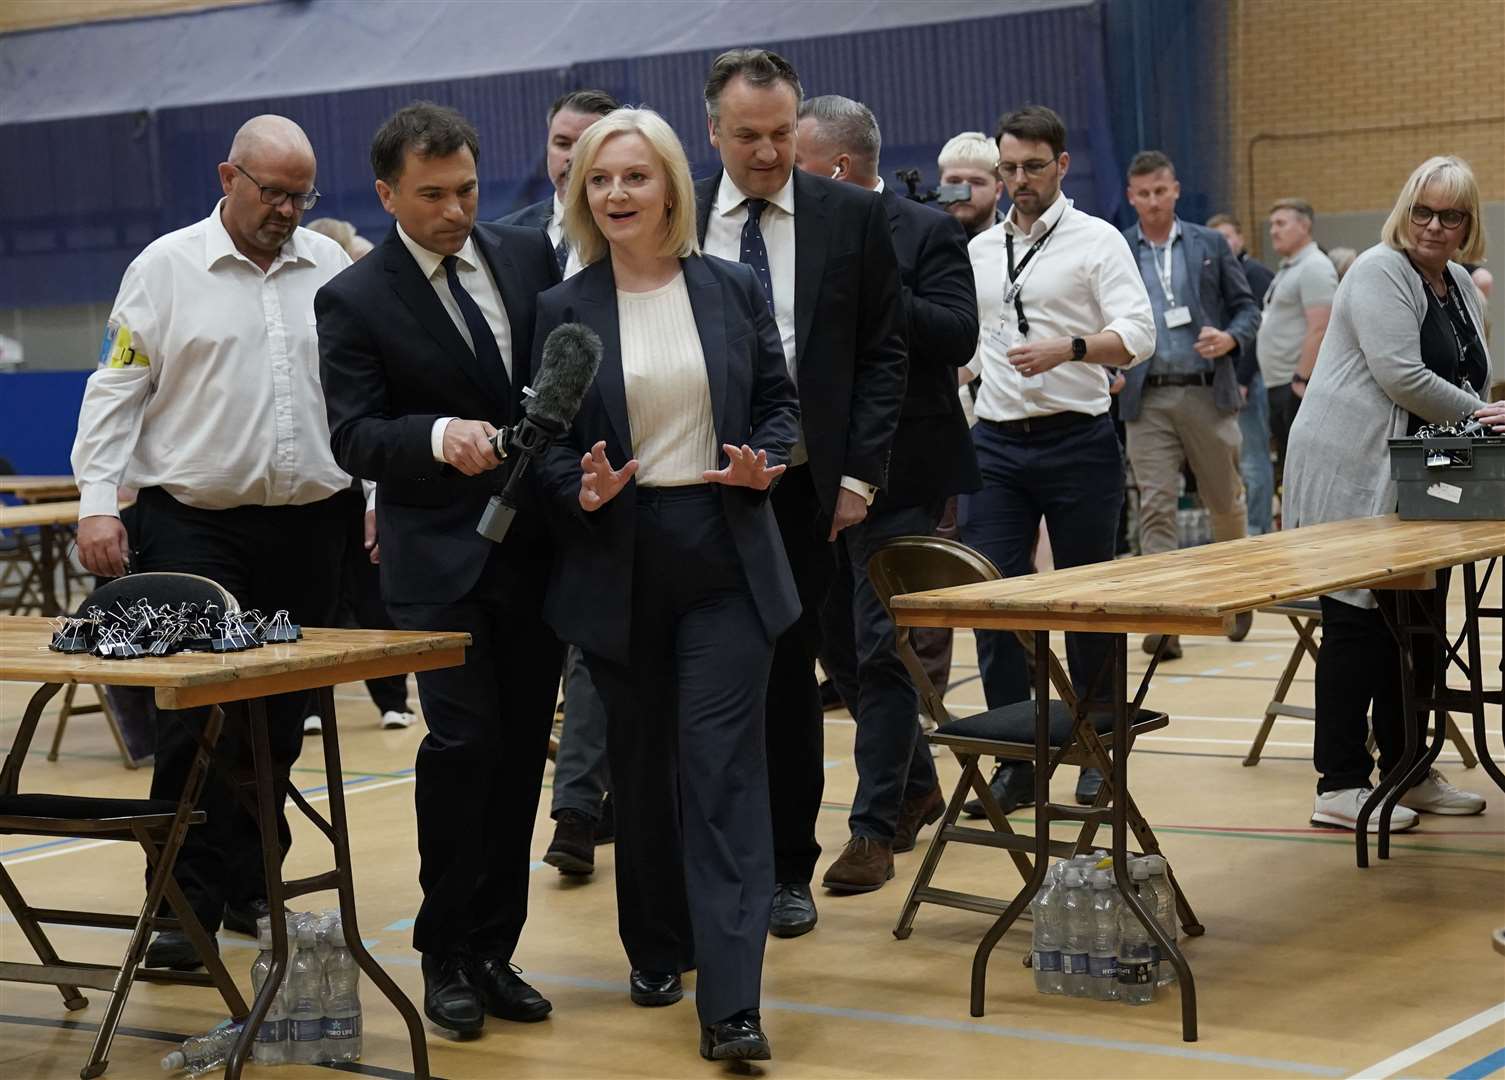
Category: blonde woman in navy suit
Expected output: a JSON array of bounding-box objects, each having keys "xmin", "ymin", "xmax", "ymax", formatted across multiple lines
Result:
[{"xmin": 532, "ymin": 108, "xmax": 799, "ymax": 1061}]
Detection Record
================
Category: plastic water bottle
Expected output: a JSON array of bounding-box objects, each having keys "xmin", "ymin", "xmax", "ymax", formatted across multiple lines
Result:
[
  {"xmin": 1029, "ymin": 862, "xmax": 1064, "ymax": 994},
  {"xmin": 160, "ymin": 1022, "xmax": 242, "ymax": 1075},
  {"xmin": 1087, "ymin": 869, "xmax": 1120, "ymax": 1001},
  {"xmin": 321, "ymin": 914, "xmax": 363, "ymax": 1062},
  {"xmin": 250, "ymin": 916, "xmax": 289, "ymax": 1065},
  {"xmin": 286, "ymin": 917, "xmax": 325, "ymax": 1064},
  {"xmin": 1117, "ymin": 860, "xmax": 1157, "ymax": 1005},
  {"xmin": 1060, "ymin": 867, "xmax": 1093, "ymax": 997},
  {"xmin": 1145, "ymin": 855, "xmax": 1179, "ymax": 987}
]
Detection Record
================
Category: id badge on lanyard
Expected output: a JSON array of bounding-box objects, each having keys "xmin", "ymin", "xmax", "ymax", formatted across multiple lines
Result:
[{"xmin": 1156, "ymin": 231, "xmax": 1192, "ymax": 328}]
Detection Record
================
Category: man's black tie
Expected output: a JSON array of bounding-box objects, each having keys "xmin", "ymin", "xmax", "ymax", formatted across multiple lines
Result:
[
  {"xmin": 553, "ymin": 235, "xmax": 569, "ymax": 276},
  {"xmin": 739, "ymin": 198, "xmax": 776, "ymax": 318},
  {"xmin": 442, "ymin": 254, "xmax": 510, "ymax": 397}
]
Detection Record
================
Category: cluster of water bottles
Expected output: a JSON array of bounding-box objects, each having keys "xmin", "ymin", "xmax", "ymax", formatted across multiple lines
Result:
[
  {"xmin": 1028, "ymin": 851, "xmax": 1178, "ymax": 1006},
  {"xmin": 161, "ymin": 910, "xmax": 362, "ymax": 1076}
]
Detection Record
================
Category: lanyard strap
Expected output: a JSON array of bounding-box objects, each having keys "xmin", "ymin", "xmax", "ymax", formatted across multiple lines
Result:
[
  {"xmin": 1152, "ymin": 225, "xmax": 1178, "ymax": 304},
  {"xmin": 1003, "ymin": 219, "xmax": 1061, "ymax": 335}
]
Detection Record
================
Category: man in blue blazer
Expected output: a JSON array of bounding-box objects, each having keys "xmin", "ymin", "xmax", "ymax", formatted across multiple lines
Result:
[
  {"xmin": 1120, "ymin": 151, "xmax": 1260, "ymax": 658},
  {"xmin": 693, "ymin": 49, "xmax": 907, "ymax": 938},
  {"xmin": 317, "ymin": 103, "xmax": 562, "ymax": 1037}
]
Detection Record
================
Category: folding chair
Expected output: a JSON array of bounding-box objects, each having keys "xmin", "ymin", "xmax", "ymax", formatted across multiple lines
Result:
[
  {"xmin": 1245, "ymin": 599, "xmax": 1477, "ymax": 768},
  {"xmin": 0, "ymin": 572, "xmax": 248, "ymax": 1078},
  {"xmin": 867, "ymin": 536, "xmax": 1201, "ymax": 944}
]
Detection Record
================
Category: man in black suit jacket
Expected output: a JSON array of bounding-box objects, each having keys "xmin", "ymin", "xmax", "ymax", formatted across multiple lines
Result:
[
  {"xmin": 794, "ymin": 96, "xmax": 980, "ymax": 892},
  {"xmin": 695, "ymin": 49, "xmax": 907, "ymax": 938},
  {"xmin": 497, "ymin": 89, "xmax": 619, "ymax": 276},
  {"xmin": 316, "ymin": 103, "xmax": 562, "ymax": 1038}
]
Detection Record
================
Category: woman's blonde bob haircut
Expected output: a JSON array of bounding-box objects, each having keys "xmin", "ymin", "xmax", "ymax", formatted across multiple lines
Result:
[
  {"xmin": 562, "ymin": 107, "xmax": 700, "ymax": 267},
  {"xmin": 1381, "ymin": 155, "xmax": 1486, "ymax": 264}
]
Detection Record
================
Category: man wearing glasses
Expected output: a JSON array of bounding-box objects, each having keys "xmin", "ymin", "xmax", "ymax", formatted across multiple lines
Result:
[
  {"xmin": 72, "ymin": 114, "xmax": 353, "ymax": 970},
  {"xmin": 957, "ymin": 104, "xmax": 1154, "ymax": 813}
]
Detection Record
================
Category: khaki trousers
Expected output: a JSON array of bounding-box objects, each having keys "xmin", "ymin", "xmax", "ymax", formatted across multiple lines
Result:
[{"xmin": 1126, "ymin": 383, "xmax": 1247, "ymax": 556}]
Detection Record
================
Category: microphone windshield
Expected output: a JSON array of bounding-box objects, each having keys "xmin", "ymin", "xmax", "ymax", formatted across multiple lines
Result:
[{"xmin": 529, "ymin": 323, "xmax": 602, "ymax": 429}]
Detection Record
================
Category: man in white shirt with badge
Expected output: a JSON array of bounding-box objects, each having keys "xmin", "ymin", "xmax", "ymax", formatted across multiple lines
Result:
[
  {"xmin": 71, "ymin": 114, "xmax": 352, "ymax": 970},
  {"xmin": 959, "ymin": 105, "xmax": 1155, "ymax": 812}
]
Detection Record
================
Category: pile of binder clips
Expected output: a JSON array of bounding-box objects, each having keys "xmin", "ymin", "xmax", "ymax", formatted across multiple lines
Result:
[{"xmin": 49, "ymin": 601, "xmax": 302, "ymax": 660}]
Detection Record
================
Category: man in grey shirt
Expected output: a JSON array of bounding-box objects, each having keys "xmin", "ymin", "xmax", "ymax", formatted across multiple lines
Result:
[{"xmin": 1256, "ymin": 198, "xmax": 1337, "ymax": 486}]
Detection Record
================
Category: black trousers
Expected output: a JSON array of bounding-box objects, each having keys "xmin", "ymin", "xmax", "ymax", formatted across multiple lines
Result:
[
  {"xmin": 585, "ymin": 486, "xmax": 774, "ymax": 1025},
  {"xmin": 764, "ymin": 465, "xmax": 836, "ymax": 884},
  {"xmin": 332, "ymin": 486, "xmax": 408, "ymax": 716},
  {"xmin": 1267, "ymin": 382, "xmax": 1302, "ymax": 493},
  {"xmin": 1314, "ymin": 581, "xmax": 1445, "ymax": 794},
  {"xmin": 388, "ymin": 541, "xmax": 561, "ymax": 959},
  {"xmin": 133, "ymin": 487, "xmax": 344, "ymax": 932}
]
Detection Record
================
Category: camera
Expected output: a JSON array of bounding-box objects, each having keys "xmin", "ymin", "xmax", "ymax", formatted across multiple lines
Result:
[{"xmin": 895, "ymin": 168, "xmax": 972, "ymax": 207}]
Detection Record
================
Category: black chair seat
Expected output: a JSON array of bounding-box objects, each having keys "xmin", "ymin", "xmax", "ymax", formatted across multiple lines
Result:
[
  {"xmin": 937, "ymin": 699, "xmax": 1164, "ymax": 746},
  {"xmin": 0, "ymin": 792, "xmax": 196, "ymax": 825}
]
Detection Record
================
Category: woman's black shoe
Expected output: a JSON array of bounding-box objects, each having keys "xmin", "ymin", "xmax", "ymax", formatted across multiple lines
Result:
[
  {"xmin": 421, "ymin": 952, "xmax": 484, "ymax": 1036},
  {"xmin": 700, "ymin": 1010, "xmax": 771, "ymax": 1061},
  {"xmin": 629, "ymin": 969, "xmax": 683, "ymax": 1006}
]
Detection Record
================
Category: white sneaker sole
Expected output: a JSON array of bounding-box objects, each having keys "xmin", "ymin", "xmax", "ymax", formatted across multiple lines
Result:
[
  {"xmin": 1310, "ymin": 809, "xmax": 1419, "ymax": 833},
  {"xmin": 1397, "ymin": 797, "xmax": 1485, "ymax": 816}
]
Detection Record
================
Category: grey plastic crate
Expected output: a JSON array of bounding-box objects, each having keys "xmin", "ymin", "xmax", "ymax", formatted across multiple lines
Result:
[{"xmin": 1388, "ymin": 436, "xmax": 1505, "ymax": 520}]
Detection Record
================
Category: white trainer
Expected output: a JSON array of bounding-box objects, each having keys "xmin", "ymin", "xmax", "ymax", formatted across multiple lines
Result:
[
  {"xmin": 303, "ymin": 715, "xmax": 322, "ymax": 735},
  {"xmin": 381, "ymin": 710, "xmax": 417, "ymax": 730},
  {"xmin": 1311, "ymin": 787, "xmax": 1419, "ymax": 832},
  {"xmin": 1398, "ymin": 769, "xmax": 1486, "ymax": 816}
]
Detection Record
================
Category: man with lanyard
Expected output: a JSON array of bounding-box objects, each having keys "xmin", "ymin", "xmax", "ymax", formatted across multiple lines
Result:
[
  {"xmin": 73, "ymin": 115, "xmax": 352, "ymax": 968},
  {"xmin": 1119, "ymin": 152, "xmax": 1260, "ymax": 661},
  {"xmin": 959, "ymin": 105, "xmax": 1155, "ymax": 812}
]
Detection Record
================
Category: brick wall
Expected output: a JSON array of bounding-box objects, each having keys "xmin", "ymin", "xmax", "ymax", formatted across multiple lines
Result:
[{"xmin": 1229, "ymin": 0, "xmax": 1504, "ymax": 257}]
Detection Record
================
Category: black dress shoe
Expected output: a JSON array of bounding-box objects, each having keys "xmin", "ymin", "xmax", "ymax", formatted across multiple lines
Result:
[
  {"xmin": 768, "ymin": 882, "xmax": 817, "ymax": 938},
  {"xmin": 222, "ymin": 897, "xmax": 277, "ymax": 937},
  {"xmin": 543, "ymin": 810, "xmax": 595, "ymax": 876},
  {"xmin": 421, "ymin": 952, "xmax": 484, "ymax": 1036},
  {"xmin": 594, "ymin": 792, "xmax": 615, "ymax": 845},
  {"xmin": 819, "ymin": 677, "xmax": 845, "ymax": 713},
  {"xmin": 144, "ymin": 929, "xmax": 213, "ymax": 971},
  {"xmin": 467, "ymin": 956, "xmax": 552, "ymax": 1022},
  {"xmin": 629, "ymin": 969, "xmax": 683, "ymax": 1007},
  {"xmin": 700, "ymin": 1009, "xmax": 771, "ymax": 1061},
  {"xmin": 1074, "ymin": 767, "xmax": 1104, "ymax": 806},
  {"xmin": 962, "ymin": 761, "xmax": 1034, "ymax": 818}
]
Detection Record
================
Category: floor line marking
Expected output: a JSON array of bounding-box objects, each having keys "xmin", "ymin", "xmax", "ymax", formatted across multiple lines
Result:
[
  {"xmin": 1346, "ymin": 1001, "xmax": 1505, "ymax": 1079},
  {"xmin": 1449, "ymin": 1047, "xmax": 1505, "ymax": 1080}
]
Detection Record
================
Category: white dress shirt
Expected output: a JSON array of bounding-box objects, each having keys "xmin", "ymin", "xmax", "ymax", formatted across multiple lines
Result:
[
  {"xmin": 393, "ymin": 224, "xmax": 517, "ymax": 462},
  {"xmin": 548, "ymin": 192, "xmax": 583, "ymax": 279},
  {"xmin": 72, "ymin": 201, "xmax": 352, "ymax": 519},
  {"xmin": 702, "ymin": 170, "xmax": 873, "ymax": 502},
  {"xmin": 965, "ymin": 196, "xmax": 1154, "ymax": 421},
  {"xmin": 618, "ymin": 273, "xmax": 718, "ymax": 486}
]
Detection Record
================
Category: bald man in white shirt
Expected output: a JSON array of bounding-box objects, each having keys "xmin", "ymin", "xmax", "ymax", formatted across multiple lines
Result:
[{"xmin": 71, "ymin": 114, "xmax": 352, "ymax": 970}]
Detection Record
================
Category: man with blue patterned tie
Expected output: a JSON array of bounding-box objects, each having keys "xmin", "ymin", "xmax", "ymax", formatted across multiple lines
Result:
[
  {"xmin": 498, "ymin": 89, "xmax": 619, "ymax": 278},
  {"xmin": 694, "ymin": 48, "xmax": 907, "ymax": 940}
]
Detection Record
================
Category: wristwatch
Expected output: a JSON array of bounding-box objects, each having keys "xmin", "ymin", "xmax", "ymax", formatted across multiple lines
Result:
[{"xmin": 1070, "ymin": 336, "xmax": 1088, "ymax": 362}]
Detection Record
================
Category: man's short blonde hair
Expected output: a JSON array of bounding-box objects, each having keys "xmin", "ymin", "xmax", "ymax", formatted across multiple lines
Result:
[
  {"xmin": 1381, "ymin": 154, "xmax": 1486, "ymax": 264},
  {"xmin": 937, "ymin": 132, "xmax": 999, "ymax": 177},
  {"xmin": 562, "ymin": 107, "xmax": 700, "ymax": 267}
]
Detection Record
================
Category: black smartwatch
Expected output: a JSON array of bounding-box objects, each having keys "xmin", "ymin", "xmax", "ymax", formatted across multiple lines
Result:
[{"xmin": 1070, "ymin": 336, "xmax": 1088, "ymax": 362}]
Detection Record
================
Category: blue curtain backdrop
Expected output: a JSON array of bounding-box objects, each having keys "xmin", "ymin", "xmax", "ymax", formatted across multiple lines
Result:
[{"xmin": 1, "ymin": 3, "xmax": 1128, "ymax": 312}]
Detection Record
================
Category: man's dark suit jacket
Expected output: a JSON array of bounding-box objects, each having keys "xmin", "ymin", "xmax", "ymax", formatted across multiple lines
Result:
[
  {"xmin": 496, "ymin": 197, "xmax": 553, "ymax": 231},
  {"xmin": 532, "ymin": 254, "xmax": 802, "ymax": 667},
  {"xmin": 1118, "ymin": 219, "xmax": 1259, "ymax": 421},
  {"xmin": 315, "ymin": 222, "xmax": 561, "ymax": 605},
  {"xmin": 693, "ymin": 169, "xmax": 907, "ymax": 515},
  {"xmin": 877, "ymin": 187, "xmax": 981, "ymax": 510}
]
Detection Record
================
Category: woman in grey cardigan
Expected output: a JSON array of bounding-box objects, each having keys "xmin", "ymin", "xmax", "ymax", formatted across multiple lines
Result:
[{"xmin": 1283, "ymin": 155, "xmax": 1505, "ymax": 832}]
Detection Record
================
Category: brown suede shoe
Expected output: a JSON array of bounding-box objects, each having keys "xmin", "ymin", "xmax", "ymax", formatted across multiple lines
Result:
[
  {"xmin": 893, "ymin": 787, "xmax": 946, "ymax": 853},
  {"xmin": 821, "ymin": 837, "xmax": 894, "ymax": 894}
]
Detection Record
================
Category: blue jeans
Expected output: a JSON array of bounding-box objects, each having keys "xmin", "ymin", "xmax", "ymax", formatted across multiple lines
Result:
[
  {"xmin": 1238, "ymin": 370, "xmax": 1274, "ymax": 535},
  {"xmin": 959, "ymin": 415, "xmax": 1125, "ymax": 709}
]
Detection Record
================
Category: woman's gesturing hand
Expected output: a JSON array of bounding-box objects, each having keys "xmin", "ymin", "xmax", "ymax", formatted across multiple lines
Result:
[
  {"xmin": 579, "ymin": 441, "xmax": 639, "ymax": 511},
  {"xmin": 702, "ymin": 443, "xmax": 787, "ymax": 490},
  {"xmin": 1475, "ymin": 401, "xmax": 1505, "ymax": 433}
]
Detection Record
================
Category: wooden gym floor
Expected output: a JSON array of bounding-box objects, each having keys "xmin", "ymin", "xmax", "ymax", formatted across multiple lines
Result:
[{"xmin": 2, "ymin": 588, "xmax": 1502, "ymax": 1079}]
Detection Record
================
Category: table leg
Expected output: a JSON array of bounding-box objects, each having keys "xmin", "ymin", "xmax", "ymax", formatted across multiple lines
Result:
[
  {"xmin": 225, "ymin": 698, "xmax": 288, "ymax": 1080},
  {"xmin": 1464, "ymin": 561, "xmax": 1505, "ymax": 792},
  {"xmin": 37, "ymin": 523, "xmax": 60, "ymax": 617},
  {"xmin": 316, "ymin": 685, "xmax": 431, "ymax": 1080},
  {"xmin": 1107, "ymin": 633, "xmax": 1197, "ymax": 1042}
]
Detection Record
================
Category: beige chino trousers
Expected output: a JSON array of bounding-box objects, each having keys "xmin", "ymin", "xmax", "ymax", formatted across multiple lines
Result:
[{"xmin": 1126, "ymin": 383, "xmax": 1247, "ymax": 555}]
